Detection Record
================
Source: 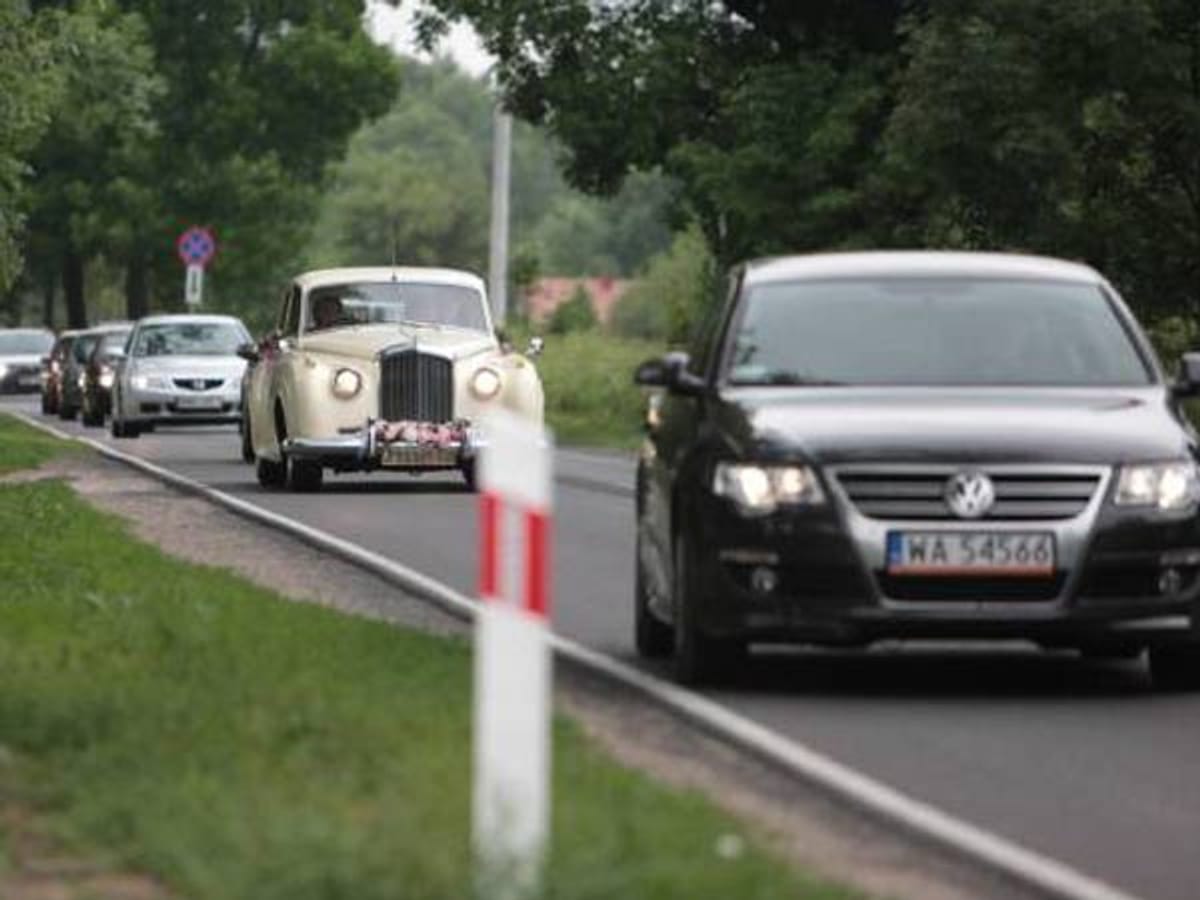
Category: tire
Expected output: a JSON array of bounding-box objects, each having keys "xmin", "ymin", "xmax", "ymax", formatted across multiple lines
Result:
[
  {"xmin": 81, "ymin": 395, "xmax": 103, "ymax": 428},
  {"xmin": 461, "ymin": 460, "xmax": 477, "ymax": 491},
  {"xmin": 286, "ymin": 457, "xmax": 324, "ymax": 492},
  {"xmin": 240, "ymin": 415, "xmax": 255, "ymax": 464},
  {"xmin": 1149, "ymin": 644, "xmax": 1200, "ymax": 691},
  {"xmin": 671, "ymin": 533, "xmax": 746, "ymax": 685},
  {"xmin": 40, "ymin": 391, "xmax": 52, "ymax": 415},
  {"xmin": 635, "ymin": 532, "xmax": 674, "ymax": 659},
  {"xmin": 58, "ymin": 402, "xmax": 76, "ymax": 421},
  {"xmin": 256, "ymin": 455, "xmax": 287, "ymax": 489}
]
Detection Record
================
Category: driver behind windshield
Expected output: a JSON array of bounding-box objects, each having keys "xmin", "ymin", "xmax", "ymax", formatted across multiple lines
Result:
[{"xmin": 311, "ymin": 293, "xmax": 345, "ymax": 331}]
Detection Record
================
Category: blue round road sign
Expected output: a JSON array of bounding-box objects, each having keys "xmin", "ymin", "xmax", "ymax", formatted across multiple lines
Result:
[{"xmin": 177, "ymin": 226, "xmax": 216, "ymax": 267}]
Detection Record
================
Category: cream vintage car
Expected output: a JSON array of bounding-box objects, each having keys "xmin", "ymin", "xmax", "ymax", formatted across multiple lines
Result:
[{"xmin": 241, "ymin": 267, "xmax": 544, "ymax": 491}]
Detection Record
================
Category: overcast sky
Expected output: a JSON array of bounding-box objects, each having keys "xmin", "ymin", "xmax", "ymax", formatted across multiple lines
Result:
[{"xmin": 366, "ymin": 1, "xmax": 494, "ymax": 77}]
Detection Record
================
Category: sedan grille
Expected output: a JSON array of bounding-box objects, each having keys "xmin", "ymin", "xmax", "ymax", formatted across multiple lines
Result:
[
  {"xmin": 173, "ymin": 378, "xmax": 225, "ymax": 391},
  {"xmin": 835, "ymin": 468, "xmax": 1103, "ymax": 521},
  {"xmin": 380, "ymin": 349, "xmax": 453, "ymax": 423}
]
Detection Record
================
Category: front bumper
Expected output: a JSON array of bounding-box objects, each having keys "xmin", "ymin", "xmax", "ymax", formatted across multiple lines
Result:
[
  {"xmin": 126, "ymin": 385, "xmax": 242, "ymax": 425},
  {"xmin": 282, "ymin": 419, "xmax": 484, "ymax": 472},
  {"xmin": 0, "ymin": 367, "xmax": 44, "ymax": 394},
  {"xmin": 684, "ymin": 482, "xmax": 1200, "ymax": 648}
]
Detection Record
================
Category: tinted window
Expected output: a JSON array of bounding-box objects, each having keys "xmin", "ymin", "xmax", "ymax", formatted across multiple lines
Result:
[
  {"xmin": 0, "ymin": 331, "xmax": 53, "ymax": 354},
  {"xmin": 725, "ymin": 278, "xmax": 1152, "ymax": 387},
  {"xmin": 305, "ymin": 282, "xmax": 488, "ymax": 333},
  {"xmin": 72, "ymin": 335, "xmax": 100, "ymax": 363},
  {"xmin": 133, "ymin": 322, "xmax": 246, "ymax": 357}
]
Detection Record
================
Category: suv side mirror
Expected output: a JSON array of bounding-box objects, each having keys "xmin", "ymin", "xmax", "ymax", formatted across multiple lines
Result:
[
  {"xmin": 237, "ymin": 341, "xmax": 260, "ymax": 363},
  {"xmin": 1176, "ymin": 352, "xmax": 1200, "ymax": 396},
  {"xmin": 634, "ymin": 352, "xmax": 704, "ymax": 395}
]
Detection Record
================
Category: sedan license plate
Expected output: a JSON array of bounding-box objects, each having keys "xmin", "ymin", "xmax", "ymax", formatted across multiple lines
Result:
[
  {"xmin": 887, "ymin": 531, "xmax": 1055, "ymax": 576},
  {"xmin": 175, "ymin": 395, "xmax": 222, "ymax": 411}
]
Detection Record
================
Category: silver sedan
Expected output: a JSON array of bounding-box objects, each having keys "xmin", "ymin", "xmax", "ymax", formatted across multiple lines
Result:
[{"xmin": 110, "ymin": 314, "xmax": 250, "ymax": 438}]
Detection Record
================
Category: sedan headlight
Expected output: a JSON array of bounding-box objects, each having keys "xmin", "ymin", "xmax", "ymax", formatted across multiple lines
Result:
[
  {"xmin": 712, "ymin": 463, "xmax": 825, "ymax": 516},
  {"xmin": 470, "ymin": 366, "xmax": 502, "ymax": 400},
  {"xmin": 331, "ymin": 367, "xmax": 362, "ymax": 399},
  {"xmin": 130, "ymin": 373, "xmax": 168, "ymax": 391},
  {"xmin": 1115, "ymin": 462, "xmax": 1200, "ymax": 511}
]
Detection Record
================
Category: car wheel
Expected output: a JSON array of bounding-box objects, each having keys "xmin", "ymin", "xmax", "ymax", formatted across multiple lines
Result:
[
  {"xmin": 40, "ymin": 392, "xmax": 52, "ymax": 415},
  {"xmin": 671, "ymin": 533, "xmax": 746, "ymax": 685},
  {"xmin": 81, "ymin": 396, "xmax": 103, "ymax": 427},
  {"xmin": 461, "ymin": 460, "xmax": 477, "ymax": 491},
  {"xmin": 58, "ymin": 402, "xmax": 76, "ymax": 421},
  {"xmin": 286, "ymin": 457, "xmax": 324, "ymax": 493},
  {"xmin": 240, "ymin": 415, "xmax": 255, "ymax": 464},
  {"xmin": 1149, "ymin": 644, "xmax": 1200, "ymax": 691},
  {"xmin": 256, "ymin": 455, "xmax": 287, "ymax": 489},
  {"xmin": 635, "ymin": 532, "xmax": 674, "ymax": 659}
]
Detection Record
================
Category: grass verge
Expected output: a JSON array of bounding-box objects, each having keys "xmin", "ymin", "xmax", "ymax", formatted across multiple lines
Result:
[
  {"xmin": 0, "ymin": 423, "xmax": 853, "ymax": 899},
  {"xmin": 526, "ymin": 330, "xmax": 663, "ymax": 448},
  {"xmin": 0, "ymin": 413, "xmax": 76, "ymax": 474}
]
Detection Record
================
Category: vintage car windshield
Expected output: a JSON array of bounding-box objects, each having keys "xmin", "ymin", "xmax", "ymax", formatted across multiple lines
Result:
[
  {"xmin": 132, "ymin": 322, "xmax": 245, "ymax": 358},
  {"xmin": 0, "ymin": 331, "xmax": 53, "ymax": 355},
  {"xmin": 725, "ymin": 278, "xmax": 1153, "ymax": 387},
  {"xmin": 305, "ymin": 282, "xmax": 488, "ymax": 333}
]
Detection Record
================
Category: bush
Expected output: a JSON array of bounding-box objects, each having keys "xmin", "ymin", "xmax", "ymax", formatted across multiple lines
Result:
[
  {"xmin": 611, "ymin": 225, "xmax": 715, "ymax": 342},
  {"xmin": 548, "ymin": 284, "xmax": 598, "ymax": 334}
]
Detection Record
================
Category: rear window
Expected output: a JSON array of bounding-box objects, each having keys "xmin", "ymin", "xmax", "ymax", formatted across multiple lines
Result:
[{"xmin": 725, "ymin": 278, "xmax": 1152, "ymax": 387}]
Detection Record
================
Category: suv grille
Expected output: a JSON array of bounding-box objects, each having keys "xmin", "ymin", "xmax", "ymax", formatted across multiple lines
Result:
[
  {"xmin": 380, "ymin": 349, "xmax": 453, "ymax": 422},
  {"xmin": 836, "ymin": 469, "xmax": 1102, "ymax": 521}
]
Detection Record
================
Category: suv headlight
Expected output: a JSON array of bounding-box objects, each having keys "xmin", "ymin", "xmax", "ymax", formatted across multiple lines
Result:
[
  {"xmin": 470, "ymin": 366, "xmax": 502, "ymax": 400},
  {"xmin": 1115, "ymin": 462, "xmax": 1200, "ymax": 511},
  {"xmin": 712, "ymin": 463, "xmax": 825, "ymax": 516}
]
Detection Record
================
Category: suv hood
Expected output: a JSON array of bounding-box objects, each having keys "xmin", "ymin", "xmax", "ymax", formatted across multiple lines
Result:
[
  {"xmin": 0, "ymin": 354, "xmax": 44, "ymax": 367},
  {"xmin": 300, "ymin": 325, "xmax": 496, "ymax": 362},
  {"xmin": 715, "ymin": 387, "xmax": 1195, "ymax": 466}
]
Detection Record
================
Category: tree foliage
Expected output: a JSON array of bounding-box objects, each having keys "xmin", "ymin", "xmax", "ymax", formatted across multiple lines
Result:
[{"xmin": 425, "ymin": 0, "xmax": 1200, "ymax": 320}]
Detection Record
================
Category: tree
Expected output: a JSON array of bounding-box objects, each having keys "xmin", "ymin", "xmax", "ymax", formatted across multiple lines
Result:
[{"xmin": 0, "ymin": 1, "xmax": 64, "ymax": 298}]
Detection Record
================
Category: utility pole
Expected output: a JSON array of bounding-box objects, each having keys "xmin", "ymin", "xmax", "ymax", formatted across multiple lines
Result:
[{"xmin": 488, "ymin": 103, "xmax": 513, "ymax": 326}]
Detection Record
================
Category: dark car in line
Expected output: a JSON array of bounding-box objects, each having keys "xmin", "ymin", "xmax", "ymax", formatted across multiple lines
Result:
[
  {"xmin": 634, "ymin": 252, "xmax": 1200, "ymax": 690},
  {"xmin": 80, "ymin": 323, "xmax": 133, "ymax": 427},
  {"xmin": 41, "ymin": 330, "xmax": 81, "ymax": 415},
  {"xmin": 56, "ymin": 328, "xmax": 106, "ymax": 420},
  {"xmin": 0, "ymin": 328, "xmax": 54, "ymax": 395}
]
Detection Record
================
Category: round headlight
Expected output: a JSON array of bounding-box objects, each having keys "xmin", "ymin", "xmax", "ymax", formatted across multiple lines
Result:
[
  {"xmin": 470, "ymin": 366, "xmax": 502, "ymax": 400},
  {"xmin": 331, "ymin": 367, "xmax": 362, "ymax": 399}
]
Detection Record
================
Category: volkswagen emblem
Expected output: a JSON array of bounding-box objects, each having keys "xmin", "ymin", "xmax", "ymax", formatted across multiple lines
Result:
[{"xmin": 945, "ymin": 471, "xmax": 995, "ymax": 519}]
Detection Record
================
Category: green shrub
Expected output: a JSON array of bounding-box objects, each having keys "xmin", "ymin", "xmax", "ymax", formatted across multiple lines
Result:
[
  {"xmin": 612, "ymin": 225, "xmax": 715, "ymax": 342},
  {"xmin": 548, "ymin": 284, "xmax": 599, "ymax": 334}
]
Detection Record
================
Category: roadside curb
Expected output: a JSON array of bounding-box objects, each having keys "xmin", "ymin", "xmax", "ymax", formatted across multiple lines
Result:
[{"xmin": 13, "ymin": 411, "xmax": 1140, "ymax": 900}]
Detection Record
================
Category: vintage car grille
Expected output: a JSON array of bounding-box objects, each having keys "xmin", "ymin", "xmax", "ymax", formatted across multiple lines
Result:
[
  {"xmin": 173, "ymin": 377, "xmax": 225, "ymax": 391},
  {"xmin": 380, "ymin": 349, "xmax": 454, "ymax": 423},
  {"xmin": 835, "ymin": 468, "xmax": 1103, "ymax": 521}
]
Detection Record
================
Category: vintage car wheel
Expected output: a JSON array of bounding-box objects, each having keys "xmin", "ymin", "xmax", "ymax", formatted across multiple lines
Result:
[
  {"xmin": 286, "ymin": 458, "xmax": 324, "ymax": 493},
  {"xmin": 240, "ymin": 415, "xmax": 255, "ymax": 464},
  {"xmin": 256, "ymin": 455, "xmax": 287, "ymax": 489},
  {"xmin": 671, "ymin": 534, "xmax": 746, "ymax": 685},
  {"xmin": 635, "ymin": 532, "xmax": 674, "ymax": 659}
]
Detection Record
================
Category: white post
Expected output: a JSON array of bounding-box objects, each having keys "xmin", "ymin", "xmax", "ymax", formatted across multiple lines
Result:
[
  {"xmin": 488, "ymin": 104, "xmax": 513, "ymax": 326},
  {"xmin": 184, "ymin": 264, "xmax": 204, "ymax": 308},
  {"xmin": 473, "ymin": 409, "xmax": 553, "ymax": 898}
]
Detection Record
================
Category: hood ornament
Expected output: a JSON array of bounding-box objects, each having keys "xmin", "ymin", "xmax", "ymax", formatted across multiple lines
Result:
[{"xmin": 945, "ymin": 471, "xmax": 995, "ymax": 519}]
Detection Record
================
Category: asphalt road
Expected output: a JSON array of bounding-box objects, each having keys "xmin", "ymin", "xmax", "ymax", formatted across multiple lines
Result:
[{"xmin": 13, "ymin": 396, "xmax": 1200, "ymax": 900}]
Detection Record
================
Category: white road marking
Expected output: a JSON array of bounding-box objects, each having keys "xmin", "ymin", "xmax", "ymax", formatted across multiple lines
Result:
[{"xmin": 12, "ymin": 410, "xmax": 1141, "ymax": 900}]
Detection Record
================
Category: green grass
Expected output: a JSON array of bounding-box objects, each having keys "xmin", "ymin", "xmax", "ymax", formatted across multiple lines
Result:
[
  {"xmin": 0, "ymin": 456, "xmax": 852, "ymax": 898},
  {"xmin": 532, "ymin": 330, "xmax": 664, "ymax": 448},
  {"xmin": 0, "ymin": 413, "xmax": 75, "ymax": 474}
]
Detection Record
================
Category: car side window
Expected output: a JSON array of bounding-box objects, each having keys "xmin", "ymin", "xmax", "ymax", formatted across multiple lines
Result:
[
  {"xmin": 283, "ymin": 286, "xmax": 302, "ymax": 336},
  {"xmin": 686, "ymin": 271, "xmax": 739, "ymax": 380}
]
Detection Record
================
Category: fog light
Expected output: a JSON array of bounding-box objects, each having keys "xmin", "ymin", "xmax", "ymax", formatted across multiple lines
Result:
[
  {"xmin": 1159, "ymin": 568, "xmax": 1184, "ymax": 596},
  {"xmin": 750, "ymin": 566, "xmax": 779, "ymax": 595}
]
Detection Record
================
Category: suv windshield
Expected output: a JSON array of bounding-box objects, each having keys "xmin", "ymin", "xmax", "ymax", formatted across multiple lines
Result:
[
  {"xmin": 726, "ymin": 278, "xmax": 1153, "ymax": 387},
  {"xmin": 0, "ymin": 331, "xmax": 53, "ymax": 355},
  {"xmin": 133, "ymin": 322, "xmax": 245, "ymax": 357},
  {"xmin": 305, "ymin": 282, "xmax": 488, "ymax": 333}
]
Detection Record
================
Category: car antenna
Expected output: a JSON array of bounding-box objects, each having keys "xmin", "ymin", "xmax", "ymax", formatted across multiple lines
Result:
[{"xmin": 390, "ymin": 217, "xmax": 399, "ymax": 281}]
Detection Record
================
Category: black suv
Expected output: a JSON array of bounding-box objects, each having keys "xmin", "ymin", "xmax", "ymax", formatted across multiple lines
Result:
[{"xmin": 634, "ymin": 252, "xmax": 1200, "ymax": 689}]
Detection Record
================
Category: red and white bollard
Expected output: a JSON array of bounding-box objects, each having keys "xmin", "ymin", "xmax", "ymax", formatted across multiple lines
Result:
[{"xmin": 473, "ymin": 409, "xmax": 553, "ymax": 895}]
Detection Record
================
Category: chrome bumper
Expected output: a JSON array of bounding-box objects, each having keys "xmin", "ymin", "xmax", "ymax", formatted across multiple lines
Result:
[{"xmin": 282, "ymin": 421, "xmax": 485, "ymax": 470}]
